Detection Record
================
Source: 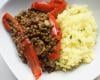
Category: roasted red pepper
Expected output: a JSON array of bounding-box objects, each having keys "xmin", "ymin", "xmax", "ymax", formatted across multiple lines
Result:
[
  {"xmin": 48, "ymin": 40, "xmax": 61, "ymax": 60},
  {"xmin": 2, "ymin": 13, "xmax": 24, "ymax": 33},
  {"xmin": 32, "ymin": 0, "xmax": 66, "ymax": 17},
  {"xmin": 32, "ymin": 1, "xmax": 54, "ymax": 12},
  {"xmin": 48, "ymin": 52, "xmax": 60, "ymax": 61},
  {"xmin": 48, "ymin": 14, "xmax": 62, "ymax": 61},
  {"xmin": 48, "ymin": 41, "xmax": 61, "ymax": 60},
  {"xmin": 50, "ymin": 0, "xmax": 66, "ymax": 17},
  {"xmin": 54, "ymin": 41, "xmax": 61, "ymax": 53},
  {"xmin": 50, "ymin": 4, "xmax": 66, "ymax": 17},
  {"xmin": 21, "ymin": 38, "xmax": 42, "ymax": 80},
  {"xmin": 49, "ymin": 14, "xmax": 62, "ymax": 40},
  {"xmin": 50, "ymin": 0, "xmax": 65, "ymax": 9},
  {"xmin": 2, "ymin": 13, "xmax": 42, "ymax": 80}
]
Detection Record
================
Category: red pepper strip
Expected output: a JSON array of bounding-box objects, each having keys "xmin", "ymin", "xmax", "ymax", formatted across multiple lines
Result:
[
  {"xmin": 2, "ymin": 13, "xmax": 42, "ymax": 80},
  {"xmin": 48, "ymin": 0, "xmax": 66, "ymax": 60},
  {"xmin": 2, "ymin": 15, "xmax": 11, "ymax": 32},
  {"xmin": 49, "ymin": 14, "xmax": 62, "ymax": 40},
  {"xmin": 32, "ymin": 1, "xmax": 54, "ymax": 12},
  {"xmin": 48, "ymin": 42, "xmax": 61, "ymax": 60},
  {"xmin": 2, "ymin": 13, "xmax": 24, "ymax": 33},
  {"xmin": 48, "ymin": 14, "xmax": 62, "ymax": 60},
  {"xmin": 50, "ymin": 2, "xmax": 66, "ymax": 17},
  {"xmin": 31, "ymin": 0, "xmax": 66, "ymax": 16},
  {"xmin": 48, "ymin": 52, "xmax": 60, "ymax": 61},
  {"xmin": 50, "ymin": 0, "xmax": 66, "ymax": 10},
  {"xmin": 21, "ymin": 38, "xmax": 42, "ymax": 80},
  {"xmin": 54, "ymin": 41, "xmax": 61, "ymax": 53}
]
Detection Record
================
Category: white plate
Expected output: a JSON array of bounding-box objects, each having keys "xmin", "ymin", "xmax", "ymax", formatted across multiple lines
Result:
[{"xmin": 0, "ymin": 0, "xmax": 100, "ymax": 80}]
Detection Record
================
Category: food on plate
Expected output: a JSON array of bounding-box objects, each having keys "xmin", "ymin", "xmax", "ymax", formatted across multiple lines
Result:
[
  {"xmin": 56, "ymin": 5, "xmax": 97, "ymax": 71},
  {"xmin": 2, "ymin": 0, "xmax": 97, "ymax": 79}
]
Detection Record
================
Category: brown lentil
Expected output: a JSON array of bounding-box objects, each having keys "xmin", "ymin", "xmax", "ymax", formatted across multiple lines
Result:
[{"xmin": 13, "ymin": 8, "xmax": 58, "ymax": 72}]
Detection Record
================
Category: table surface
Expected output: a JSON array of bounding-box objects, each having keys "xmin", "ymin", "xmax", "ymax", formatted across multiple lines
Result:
[{"xmin": 0, "ymin": 0, "xmax": 100, "ymax": 80}]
